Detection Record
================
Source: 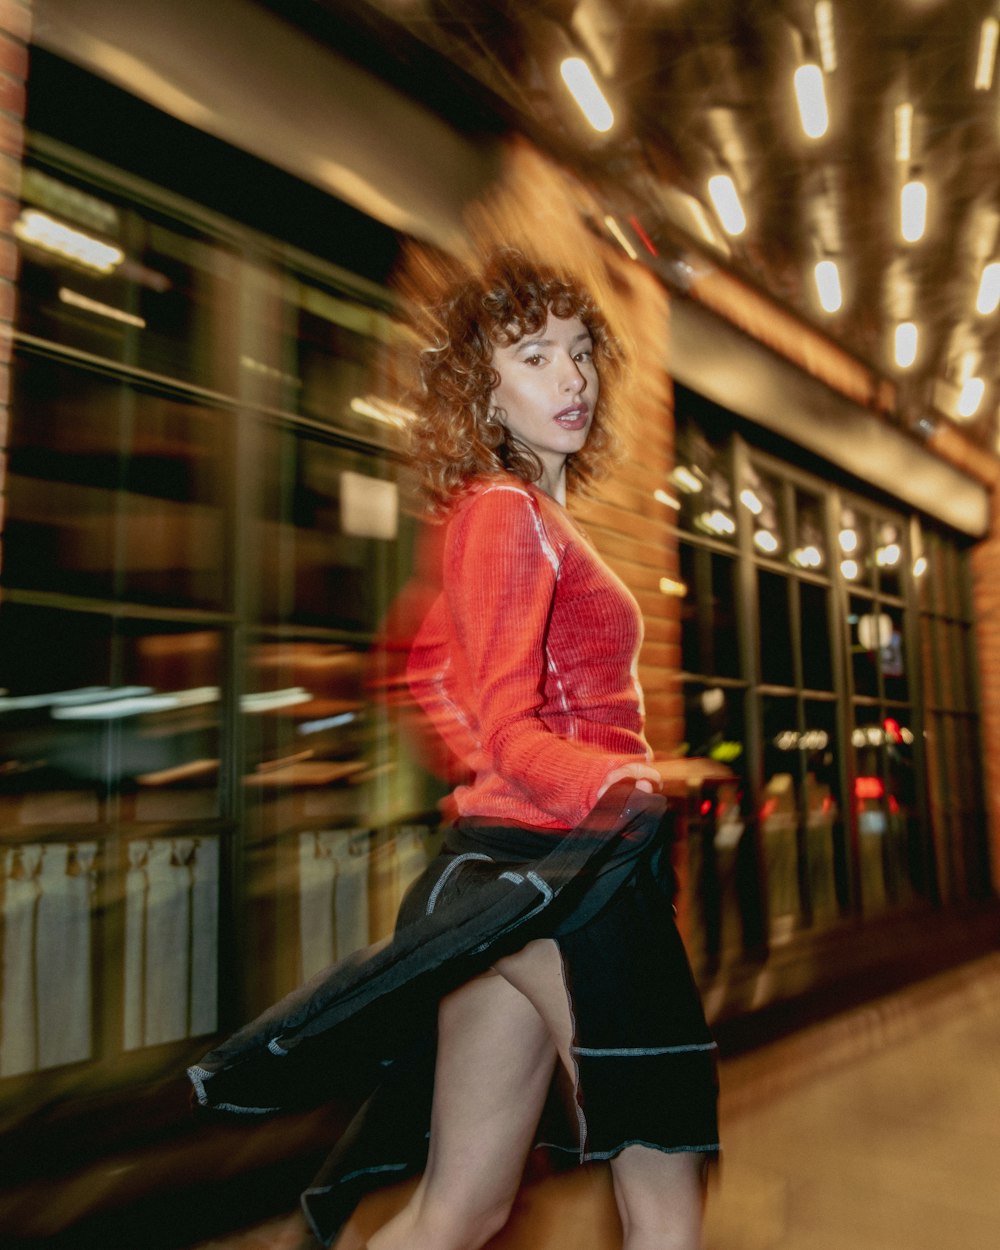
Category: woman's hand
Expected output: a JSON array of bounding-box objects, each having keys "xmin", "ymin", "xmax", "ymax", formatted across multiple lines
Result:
[{"xmin": 596, "ymin": 762, "xmax": 662, "ymax": 797}]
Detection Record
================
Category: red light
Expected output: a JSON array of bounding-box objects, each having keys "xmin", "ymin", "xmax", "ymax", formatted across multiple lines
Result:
[
  {"xmin": 883, "ymin": 716, "xmax": 902, "ymax": 742},
  {"xmin": 760, "ymin": 797, "xmax": 778, "ymax": 820},
  {"xmin": 854, "ymin": 776, "xmax": 884, "ymax": 800},
  {"xmin": 628, "ymin": 214, "xmax": 659, "ymax": 257},
  {"xmin": 700, "ymin": 798, "xmax": 713, "ymax": 815}
]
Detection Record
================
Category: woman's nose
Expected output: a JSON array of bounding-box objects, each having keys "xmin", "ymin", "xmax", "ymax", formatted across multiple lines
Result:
[{"xmin": 560, "ymin": 356, "xmax": 585, "ymax": 392}]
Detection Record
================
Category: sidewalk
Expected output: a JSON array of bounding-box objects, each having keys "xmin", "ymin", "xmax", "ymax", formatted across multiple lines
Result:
[{"xmin": 186, "ymin": 951, "xmax": 1000, "ymax": 1250}]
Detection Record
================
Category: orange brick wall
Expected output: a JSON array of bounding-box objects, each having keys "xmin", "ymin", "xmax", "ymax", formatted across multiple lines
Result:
[
  {"xmin": 970, "ymin": 491, "xmax": 1000, "ymax": 893},
  {"xmin": 0, "ymin": 0, "xmax": 29, "ymax": 584}
]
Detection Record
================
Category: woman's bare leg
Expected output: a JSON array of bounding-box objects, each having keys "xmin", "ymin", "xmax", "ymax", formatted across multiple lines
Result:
[
  {"xmin": 610, "ymin": 1145, "xmax": 705, "ymax": 1250},
  {"xmin": 502, "ymin": 941, "xmax": 708, "ymax": 1250},
  {"xmin": 366, "ymin": 966, "xmax": 559, "ymax": 1250}
]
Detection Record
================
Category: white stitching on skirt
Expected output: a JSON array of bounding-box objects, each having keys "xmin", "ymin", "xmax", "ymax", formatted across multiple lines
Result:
[
  {"xmin": 572, "ymin": 1042, "xmax": 718, "ymax": 1056},
  {"xmin": 425, "ymin": 852, "xmax": 494, "ymax": 914}
]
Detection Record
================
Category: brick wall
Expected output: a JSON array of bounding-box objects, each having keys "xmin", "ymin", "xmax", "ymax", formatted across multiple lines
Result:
[
  {"xmin": 970, "ymin": 492, "xmax": 1000, "ymax": 893},
  {"xmin": 0, "ymin": 0, "xmax": 29, "ymax": 583}
]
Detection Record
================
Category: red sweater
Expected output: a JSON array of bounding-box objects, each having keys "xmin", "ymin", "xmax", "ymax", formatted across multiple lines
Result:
[{"xmin": 407, "ymin": 477, "xmax": 651, "ymax": 829}]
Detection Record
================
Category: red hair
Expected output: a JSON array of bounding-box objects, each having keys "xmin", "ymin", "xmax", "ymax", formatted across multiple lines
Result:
[{"xmin": 408, "ymin": 249, "xmax": 623, "ymax": 512}]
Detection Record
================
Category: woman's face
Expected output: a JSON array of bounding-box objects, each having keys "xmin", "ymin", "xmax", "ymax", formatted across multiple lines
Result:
[{"xmin": 490, "ymin": 311, "xmax": 599, "ymax": 492}]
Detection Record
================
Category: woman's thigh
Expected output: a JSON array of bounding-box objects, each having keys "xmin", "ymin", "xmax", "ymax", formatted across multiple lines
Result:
[{"xmin": 418, "ymin": 967, "xmax": 558, "ymax": 1222}]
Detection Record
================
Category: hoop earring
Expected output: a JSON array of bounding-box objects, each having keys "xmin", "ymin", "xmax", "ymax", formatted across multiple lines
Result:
[{"xmin": 485, "ymin": 407, "xmax": 502, "ymax": 427}]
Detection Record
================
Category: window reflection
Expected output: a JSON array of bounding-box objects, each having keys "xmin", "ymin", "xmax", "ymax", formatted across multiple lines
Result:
[
  {"xmin": 758, "ymin": 570, "xmax": 794, "ymax": 687},
  {"xmin": 6, "ymin": 356, "xmax": 227, "ymax": 609},
  {"xmin": 761, "ymin": 694, "xmax": 802, "ymax": 937},
  {"xmin": 1, "ymin": 839, "xmax": 99, "ymax": 1075}
]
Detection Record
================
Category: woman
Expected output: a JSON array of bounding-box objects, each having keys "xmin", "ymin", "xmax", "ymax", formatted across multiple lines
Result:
[{"xmin": 188, "ymin": 249, "xmax": 718, "ymax": 1249}]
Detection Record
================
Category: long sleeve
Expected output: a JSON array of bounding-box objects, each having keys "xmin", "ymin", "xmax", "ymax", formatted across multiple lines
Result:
[{"xmin": 443, "ymin": 485, "xmax": 638, "ymax": 826}]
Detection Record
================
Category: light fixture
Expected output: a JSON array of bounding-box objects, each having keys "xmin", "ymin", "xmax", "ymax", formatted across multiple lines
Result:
[
  {"xmin": 894, "ymin": 103, "xmax": 913, "ymax": 163},
  {"xmin": 59, "ymin": 287, "xmax": 145, "ymax": 328},
  {"xmin": 894, "ymin": 321, "xmax": 918, "ymax": 368},
  {"xmin": 560, "ymin": 57, "xmax": 614, "ymax": 133},
  {"xmin": 838, "ymin": 527, "xmax": 858, "ymax": 553},
  {"xmin": 739, "ymin": 488, "xmax": 763, "ymax": 514},
  {"xmin": 957, "ymin": 376, "xmax": 985, "ymax": 418},
  {"xmin": 670, "ymin": 465, "xmax": 703, "ymax": 493},
  {"xmin": 900, "ymin": 180, "xmax": 927, "ymax": 243},
  {"xmin": 754, "ymin": 529, "xmax": 779, "ymax": 554},
  {"xmin": 913, "ymin": 556, "xmax": 928, "ymax": 578},
  {"xmin": 794, "ymin": 64, "xmax": 829, "ymax": 139},
  {"xmin": 697, "ymin": 509, "xmax": 736, "ymax": 537},
  {"xmin": 840, "ymin": 558, "xmax": 860, "ymax": 580},
  {"xmin": 790, "ymin": 545, "xmax": 823, "ymax": 569},
  {"xmin": 976, "ymin": 262, "xmax": 1000, "ymax": 314},
  {"xmin": 659, "ymin": 577, "xmax": 688, "ymax": 598},
  {"xmin": 976, "ymin": 17, "xmax": 999, "ymax": 90},
  {"xmin": 815, "ymin": 2, "xmax": 837, "ymax": 73},
  {"xmin": 14, "ymin": 208, "xmax": 124, "ymax": 274},
  {"xmin": 814, "ymin": 260, "xmax": 842, "ymax": 312},
  {"xmin": 875, "ymin": 543, "xmax": 901, "ymax": 567},
  {"xmin": 654, "ymin": 488, "xmax": 680, "ymax": 510},
  {"xmin": 707, "ymin": 174, "xmax": 747, "ymax": 236},
  {"xmin": 603, "ymin": 215, "xmax": 638, "ymax": 260}
]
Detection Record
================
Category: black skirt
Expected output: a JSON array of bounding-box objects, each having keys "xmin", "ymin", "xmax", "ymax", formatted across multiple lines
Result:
[{"xmin": 187, "ymin": 783, "xmax": 720, "ymax": 1246}]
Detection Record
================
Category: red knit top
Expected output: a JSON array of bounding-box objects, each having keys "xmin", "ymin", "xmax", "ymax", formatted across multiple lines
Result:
[{"xmin": 407, "ymin": 476, "xmax": 651, "ymax": 830}]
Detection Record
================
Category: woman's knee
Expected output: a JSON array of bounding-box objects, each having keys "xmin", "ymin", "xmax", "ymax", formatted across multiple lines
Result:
[{"xmin": 610, "ymin": 1146, "xmax": 705, "ymax": 1245}]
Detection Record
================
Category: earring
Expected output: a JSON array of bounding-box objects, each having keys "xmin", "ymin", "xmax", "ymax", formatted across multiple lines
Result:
[{"xmin": 486, "ymin": 407, "xmax": 501, "ymax": 426}]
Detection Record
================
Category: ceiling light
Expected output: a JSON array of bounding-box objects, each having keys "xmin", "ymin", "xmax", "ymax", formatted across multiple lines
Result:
[
  {"xmin": 815, "ymin": 2, "xmax": 837, "ymax": 73},
  {"xmin": 913, "ymin": 556, "xmax": 928, "ymax": 578},
  {"xmin": 894, "ymin": 321, "xmax": 918, "ymax": 368},
  {"xmin": 840, "ymin": 559, "xmax": 860, "ymax": 580},
  {"xmin": 875, "ymin": 544, "xmax": 901, "ymax": 567},
  {"xmin": 957, "ymin": 376, "xmax": 985, "ymax": 418},
  {"xmin": 838, "ymin": 527, "xmax": 858, "ymax": 553},
  {"xmin": 739, "ymin": 488, "xmax": 763, "ymax": 514},
  {"xmin": 59, "ymin": 287, "xmax": 146, "ymax": 328},
  {"xmin": 659, "ymin": 577, "xmax": 687, "ymax": 598},
  {"xmin": 791, "ymin": 545, "xmax": 824, "ymax": 569},
  {"xmin": 976, "ymin": 261, "xmax": 1000, "ymax": 314},
  {"xmin": 603, "ymin": 215, "xmax": 638, "ymax": 260},
  {"xmin": 754, "ymin": 529, "xmax": 779, "ymax": 554},
  {"xmin": 894, "ymin": 103, "xmax": 913, "ymax": 162},
  {"xmin": 559, "ymin": 57, "xmax": 614, "ymax": 133},
  {"xmin": 14, "ymin": 208, "xmax": 124, "ymax": 273},
  {"xmin": 900, "ymin": 180, "xmax": 927, "ymax": 243},
  {"xmin": 707, "ymin": 174, "xmax": 747, "ymax": 236},
  {"xmin": 671, "ymin": 465, "xmax": 703, "ymax": 493},
  {"xmin": 814, "ymin": 259, "xmax": 842, "ymax": 312},
  {"xmin": 976, "ymin": 17, "xmax": 999, "ymax": 90},
  {"xmin": 794, "ymin": 64, "xmax": 829, "ymax": 139}
]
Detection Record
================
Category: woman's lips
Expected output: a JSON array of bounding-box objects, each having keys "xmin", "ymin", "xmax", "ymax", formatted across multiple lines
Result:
[{"xmin": 554, "ymin": 403, "xmax": 590, "ymax": 430}]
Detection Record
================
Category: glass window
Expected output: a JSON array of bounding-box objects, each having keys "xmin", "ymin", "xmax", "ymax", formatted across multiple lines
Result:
[
  {"xmin": 799, "ymin": 581, "xmax": 833, "ymax": 691},
  {"xmin": 848, "ymin": 594, "xmax": 882, "ymax": 698},
  {"xmin": 678, "ymin": 545, "xmax": 740, "ymax": 679},
  {"xmin": 803, "ymin": 698, "xmax": 842, "ymax": 922},
  {"xmin": 790, "ymin": 489, "xmax": 827, "ymax": 574},
  {"xmin": 5, "ymin": 356, "xmax": 228, "ymax": 609},
  {"xmin": 874, "ymin": 518, "xmax": 904, "ymax": 599},
  {"xmin": 674, "ymin": 411, "xmax": 735, "ymax": 544},
  {"xmin": 758, "ymin": 570, "xmax": 794, "ymax": 687},
  {"xmin": 254, "ymin": 430, "xmax": 404, "ymax": 633},
  {"xmin": 761, "ymin": 693, "xmax": 802, "ymax": 935},
  {"xmin": 744, "ymin": 463, "xmax": 786, "ymax": 560},
  {"xmin": 852, "ymin": 704, "xmax": 888, "ymax": 913},
  {"xmin": 837, "ymin": 505, "xmax": 870, "ymax": 587}
]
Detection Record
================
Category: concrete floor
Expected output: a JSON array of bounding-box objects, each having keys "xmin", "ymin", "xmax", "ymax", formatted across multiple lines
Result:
[{"xmin": 185, "ymin": 951, "xmax": 1000, "ymax": 1250}]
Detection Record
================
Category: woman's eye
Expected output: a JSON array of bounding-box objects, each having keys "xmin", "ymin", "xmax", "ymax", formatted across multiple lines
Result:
[
  {"xmin": 574, "ymin": 350, "xmax": 593, "ymax": 362},
  {"xmin": 524, "ymin": 354, "xmax": 544, "ymax": 366}
]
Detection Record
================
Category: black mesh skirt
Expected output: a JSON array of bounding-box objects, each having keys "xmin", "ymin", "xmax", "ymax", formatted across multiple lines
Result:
[{"xmin": 187, "ymin": 784, "xmax": 720, "ymax": 1246}]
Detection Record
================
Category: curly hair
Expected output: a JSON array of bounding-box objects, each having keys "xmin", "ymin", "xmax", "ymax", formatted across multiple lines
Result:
[{"xmin": 408, "ymin": 249, "xmax": 623, "ymax": 512}]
